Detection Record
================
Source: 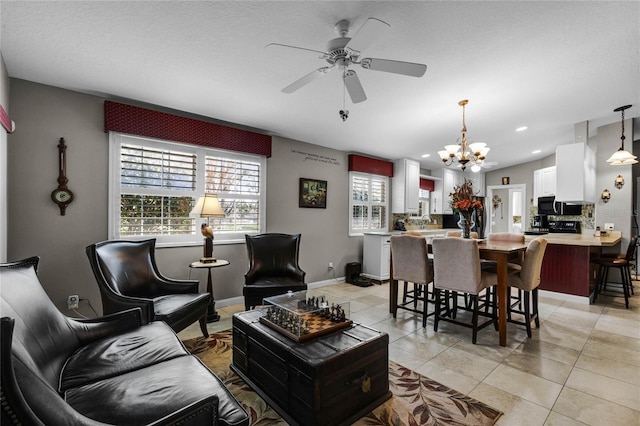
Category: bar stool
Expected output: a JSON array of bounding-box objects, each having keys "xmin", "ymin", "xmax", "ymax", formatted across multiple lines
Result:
[
  {"xmin": 505, "ymin": 238, "xmax": 548, "ymax": 337},
  {"xmin": 390, "ymin": 234, "xmax": 434, "ymax": 327},
  {"xmin": 432, "ymin": 238, "xmax": 498, "ymax": 344},
  {"xmin": 592, "ymin": 236, "xmax": 637, "ymax": 309}
]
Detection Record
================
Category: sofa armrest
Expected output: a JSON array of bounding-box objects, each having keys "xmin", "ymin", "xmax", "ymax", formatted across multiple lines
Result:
[
  {"xmin": 2, "ymin": 318, "xmax": 109, "ymax": 426},
  {"xmin": 68, "ymin": 308, "xmax": 143, "ymax": 345}
]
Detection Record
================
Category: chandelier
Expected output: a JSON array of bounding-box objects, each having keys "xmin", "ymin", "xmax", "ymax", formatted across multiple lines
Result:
[
  {"xmin": 606, "ymin": 104, "xmax": 637, "ymax": 165},
  {"xmin": 438, "ymin": 99, "xmax": 490, "ymax": 171}
]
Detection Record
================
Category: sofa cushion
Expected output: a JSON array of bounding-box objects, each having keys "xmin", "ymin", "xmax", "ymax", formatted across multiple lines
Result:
[
  {"xmin": 65, "ymin": 355, "xmax": 249, "ymax": 426},
  {"xmin": 60, "ymin": 321, "xmax": 187, "ymax": 392}
]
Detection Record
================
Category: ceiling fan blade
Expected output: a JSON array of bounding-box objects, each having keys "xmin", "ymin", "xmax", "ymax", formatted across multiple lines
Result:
[
  {"xmin": 343, "ymin": 70, "xmax": 367, "ymax": 103},
  {"xmin": 345, "ymin": 17, "xmax": 390, "ymax": 56},
  {"xmin": 361, "ymin": 58, "xmax": 427, "ymax": 77},
  {"xmin": 282, "ymin": 66, "xmax": 334, "ymax": 93},
  {"xmin": 266, "ymin": 43, "xmax": 327, "ymax": 57}
]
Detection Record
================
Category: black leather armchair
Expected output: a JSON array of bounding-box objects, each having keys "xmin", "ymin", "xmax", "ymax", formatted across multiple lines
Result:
[
  {"xmin": 0, "ymin": 256, "xmax": 249, "ymax": 426},
  {"xmin": 244, "ymin": 233, "xmax": 307, "ymax": 310},
  {"xmin": 86, "ymin": 238, "xmax": 210, "ymax": 337}
]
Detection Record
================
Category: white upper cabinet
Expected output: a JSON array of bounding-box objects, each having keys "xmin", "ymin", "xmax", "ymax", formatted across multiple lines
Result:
[
  {"xmin": 465, "ymin": 172, "xmax": 485, "ymax": 197},
  {"xmin": 533, "ymin": 166, "xmax": 556, "ymax": 205},
  {"xmin": 555, "ymin": 142, "xmax": 596, "ymax": 203},
  {"xmin": 431, "ymin": 168, "xmax": 462, "ymax": 214},
  {"xmin": 392, "ymin": 158, "xmax": 420, "ymax": 214}
]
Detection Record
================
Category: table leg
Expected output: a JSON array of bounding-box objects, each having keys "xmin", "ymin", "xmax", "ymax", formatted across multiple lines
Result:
[
  {"xmin": 206, "ymin": 268, "xmax": 220, "ymax": 322},
  {"xmin": 496, "ymin": 255, "xmax": 507, "ymax": 346}
]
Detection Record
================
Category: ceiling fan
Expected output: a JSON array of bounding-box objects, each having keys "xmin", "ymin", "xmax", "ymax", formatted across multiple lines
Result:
[{"xmin": 266, "ymin": 17, "xmax": 427, "ymax": 104}]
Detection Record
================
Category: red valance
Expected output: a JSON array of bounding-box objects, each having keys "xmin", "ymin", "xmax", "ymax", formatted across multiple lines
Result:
[
  {"xmin": 348, "ymin": 154, "xmax": 394, "ymax": 177},
  {"xmin": 420, "ymin": 178, "xmax": 435, "ymax": 191},
  {"xmin": 104, "ymin": 101, "xmax": 271, "ymax": 157}
]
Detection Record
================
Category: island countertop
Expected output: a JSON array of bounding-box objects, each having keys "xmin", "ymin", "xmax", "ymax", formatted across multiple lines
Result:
[{"xmin": 524, "ymin": 231, "xmax": 622, "ymax": 247}]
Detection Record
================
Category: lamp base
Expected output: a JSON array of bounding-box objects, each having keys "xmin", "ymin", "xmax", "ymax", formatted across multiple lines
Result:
[{"xmin": 200, "ymin": 257, "xmax": 217, "ymax": 263}]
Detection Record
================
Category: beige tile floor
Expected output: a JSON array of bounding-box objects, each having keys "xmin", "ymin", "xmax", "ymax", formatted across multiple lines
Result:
[{"xmin": 179, "ymin": 280, "xmax": 640, "ymax": 426}]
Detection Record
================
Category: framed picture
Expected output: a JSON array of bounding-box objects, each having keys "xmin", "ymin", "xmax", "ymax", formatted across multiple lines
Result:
[
  {"xmin": 299, "ymin": 178, "xmax": 327, "ymax": 208},
  {"xmin": 502, "ymin": 177, "xmax": 510, "ymax": 185}
]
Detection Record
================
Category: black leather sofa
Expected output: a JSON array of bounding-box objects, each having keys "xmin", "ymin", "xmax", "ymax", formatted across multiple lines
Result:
[{"xmin": 0, "ymin": 256, "xmax": 249, "ymax": 426}]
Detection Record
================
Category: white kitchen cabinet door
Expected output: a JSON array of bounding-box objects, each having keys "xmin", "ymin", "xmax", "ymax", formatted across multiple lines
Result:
[
  {"xmin": 392, "ymin": 158, "xmax": 420, "ymax": 214},
  {"xmin": 533, "ymin": 166, "xmax": 556, "ymax": 205},
  {"xmin": 466, "ymin": 172, "xmax": 485, "ymax": 196},
  {"xmin": 555, "ymin": 142, "xmax": 596, "ymax": 203}
]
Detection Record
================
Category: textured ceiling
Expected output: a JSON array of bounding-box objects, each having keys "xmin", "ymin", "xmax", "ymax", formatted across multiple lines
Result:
[{"xmin": 2, "ymin": 1, "xmax": 639, "ymax": 172}]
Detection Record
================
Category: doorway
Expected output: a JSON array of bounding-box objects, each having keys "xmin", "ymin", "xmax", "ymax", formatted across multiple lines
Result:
[{"xmin": 486, "ymin": 184, "xmax": 527, "ymax": 235}]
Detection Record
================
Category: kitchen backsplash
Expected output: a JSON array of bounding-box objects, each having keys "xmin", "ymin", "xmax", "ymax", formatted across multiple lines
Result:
[{"xmin": 392, "ymin": 213, "xmax": 444, "ymax": 230}]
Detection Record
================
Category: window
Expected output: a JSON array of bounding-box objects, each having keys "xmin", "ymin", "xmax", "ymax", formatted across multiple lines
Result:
[
  {"xmin": 349, "ymin": 171, "xmax": 389, "ymax": 235},
  {"xmin": 109, "ymin": 133, "xmax": 266, "ymax": 245}
]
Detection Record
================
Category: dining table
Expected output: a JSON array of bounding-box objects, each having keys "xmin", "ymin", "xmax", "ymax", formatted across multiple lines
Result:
[{"xmin": 389, "ymin": 238, "xmax": 528, "ymax": 347}]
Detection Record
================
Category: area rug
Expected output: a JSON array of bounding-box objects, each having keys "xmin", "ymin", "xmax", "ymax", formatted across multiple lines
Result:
[{"xmin": 183, "ymin": 331, "xmax": 502, "ymax": 426}]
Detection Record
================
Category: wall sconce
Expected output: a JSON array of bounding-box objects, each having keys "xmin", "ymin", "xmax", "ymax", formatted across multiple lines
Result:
[
  {"xmin": 492, "ymin": 194, "xmax": 502, "ymax": 209},
  {"xmin": 601, "ymin": 189, "xmax": 611, "ymax": 203},
  {"xmin": 614, "ymin": 175, "xmax": 625, "ymax": 189}
]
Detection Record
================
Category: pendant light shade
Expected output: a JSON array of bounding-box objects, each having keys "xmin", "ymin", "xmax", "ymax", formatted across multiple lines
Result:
[{"xmin": 607, "ymin": 105, "xmax": 637, "ymax": 165}]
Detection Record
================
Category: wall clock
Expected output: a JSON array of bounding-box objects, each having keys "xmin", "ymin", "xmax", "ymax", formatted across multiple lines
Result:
[{"xmin": 51, "ymin": 137, "xmax": 74, "ymax": 215}]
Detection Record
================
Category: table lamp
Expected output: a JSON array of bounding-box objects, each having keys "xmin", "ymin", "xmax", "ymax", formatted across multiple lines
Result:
[{"xmin": 190, "ymin": 194, "xmax": 225, "ymax": 263}]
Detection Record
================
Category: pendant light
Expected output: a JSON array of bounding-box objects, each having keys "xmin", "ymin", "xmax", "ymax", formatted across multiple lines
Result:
[{"xmin": 606, "ymin": 104, "xmax": 637, "ymax": 165}]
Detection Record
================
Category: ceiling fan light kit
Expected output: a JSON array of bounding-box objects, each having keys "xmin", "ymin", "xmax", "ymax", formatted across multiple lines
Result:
[
  {"xmin": 438, "ymin": 99, "xmax": 491, "ymax": 172},
  {"xmin": 268, "ymin": 17, "xmax": 427, "ymax": 120}
]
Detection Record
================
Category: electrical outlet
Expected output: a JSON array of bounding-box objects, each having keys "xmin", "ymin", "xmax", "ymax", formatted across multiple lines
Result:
[
  {"xmin": 328, "ymin": 262, "xmax": 334, "ymax": 270},
  {"xmin": 67, "ymin": 295, "xmax": 79, "ymax": 310}
]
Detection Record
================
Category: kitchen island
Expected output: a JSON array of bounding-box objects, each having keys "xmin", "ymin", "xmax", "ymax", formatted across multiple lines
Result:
[{"xmin": 524, "ymin": 231, "xmax": 622, "ymax": 299}]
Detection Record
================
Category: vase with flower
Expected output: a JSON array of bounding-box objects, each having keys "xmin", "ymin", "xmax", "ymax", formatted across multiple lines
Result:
[{"xmin": 450, "ymin": 178, "xmax": 483, "ymax": 238}]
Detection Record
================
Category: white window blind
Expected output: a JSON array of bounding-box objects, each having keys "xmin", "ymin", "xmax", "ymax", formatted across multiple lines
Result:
[
  {"xmin": 349, "ymin": 172, "xmax": 388, "ymax": 235},
  {"xmin": 109, "ymin": 133, "xmax": 266, "ymax": 245},
  {"xmin": 205, "ymin": 157, "xmax": 261, "ymax": 234}
]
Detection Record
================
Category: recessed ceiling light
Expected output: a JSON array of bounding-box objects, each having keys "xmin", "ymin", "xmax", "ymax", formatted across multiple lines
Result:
[
  {"xmin": 516, "ymin": 126, "xmax": 528, "ymax": 132},
  {"xmin": 421, "ymin": 154, "xmax": 430, "ymax": 158},
  {"xmin": 532, "ymin": 149, "xmax": 541, "ymax": 154}
]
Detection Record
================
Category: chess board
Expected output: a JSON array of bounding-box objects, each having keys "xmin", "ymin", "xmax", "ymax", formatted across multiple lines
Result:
[{"xmin": 259, "ymin": 311, "xmax": 353, "ymax": 342}]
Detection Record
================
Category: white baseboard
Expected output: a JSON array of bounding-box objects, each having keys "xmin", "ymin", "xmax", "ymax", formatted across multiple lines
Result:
[
  {"xmin": 538, "ymin": 290, "xmax": 590, "ymax": 305},
  {"xmin": 213, "ymin": 278, "xmax": 345, "ymax": 309}
]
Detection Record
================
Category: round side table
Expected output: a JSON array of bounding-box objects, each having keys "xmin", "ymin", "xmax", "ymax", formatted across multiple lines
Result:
[{"xmin": 189, "ymin": 259, "xmax": 230, "ymax": 322}]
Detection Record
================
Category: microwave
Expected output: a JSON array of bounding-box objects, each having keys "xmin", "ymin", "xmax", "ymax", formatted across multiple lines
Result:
[{"xmin": 538, "ymin": 196, "xmax": 582, "ymax": 216}]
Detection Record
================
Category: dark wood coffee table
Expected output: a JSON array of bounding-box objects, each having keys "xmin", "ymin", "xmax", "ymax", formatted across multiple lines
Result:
[{"xmin": 231, "ymin": 310, "xmax": 391, "ymax": 426}]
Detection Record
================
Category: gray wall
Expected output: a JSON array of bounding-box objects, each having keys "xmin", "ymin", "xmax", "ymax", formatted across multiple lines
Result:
[
  {"xmin": 1, "ymin": 52, "xmax": 9, "ymax": 262},
  {"xmin": 6, "ymin": 79, "xmax": 362, "ymax": 314}
]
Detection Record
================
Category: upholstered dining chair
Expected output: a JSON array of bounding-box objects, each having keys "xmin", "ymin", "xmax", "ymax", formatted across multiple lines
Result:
[
  {"xmin": 86, "ymin": 239, "xmax": 210, "ymax": 337},
  {"xmin": 390, "ymin": 234, "xmax": 434, "ymax": 327},
  {"xmin": 431, "ymin": 237, "xmax": 497, "ymax": 344},
  {"xmin": 592, "ymin": 235, "xmax": 637, "ymax": 309},
  {"xmin": 244, "ymin": 233, "xmax": 307, "ymax": 310},
  {"xmin": 505, "ymin": 238, "xmax": 548, "ymax": 337},
  {"xmin": 445, "ymin": 230, "xmax": 479, "ymax": 239},
  {"xmin": 485, "ymin": 232, "xmax": 526, "ymax": 311}
]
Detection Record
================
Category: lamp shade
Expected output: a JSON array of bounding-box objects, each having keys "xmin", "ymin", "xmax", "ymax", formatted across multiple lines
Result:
[{"xmin": 190, "ymin": 194, "xmax": 225, "ymax": 218}]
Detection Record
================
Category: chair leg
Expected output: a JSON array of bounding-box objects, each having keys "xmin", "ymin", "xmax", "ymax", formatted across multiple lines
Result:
[
  {"xmin": 422, "ymin": 284, "xmax": 428, "ymax": 328},
  {"xmin": 471, "ymin": 295, "xmax": 479, "ymax": 344},
  {"xmin": 533, "ymin": 288, "xmax": 540, "ymax": 329},
  {"xmin": 199, "ymin": 316, "xmax": 209, "ymax": 338},
  {"xmin": 523, "ymin": 291, "xmax": 532, "ymax": 338},
  {"xmin": 434, "ymin": 288, "xmax": 441, "ymax": 332},
  {"xmin": 622, "ymin": 266, "xmax": 631, "ymax": 309}
]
